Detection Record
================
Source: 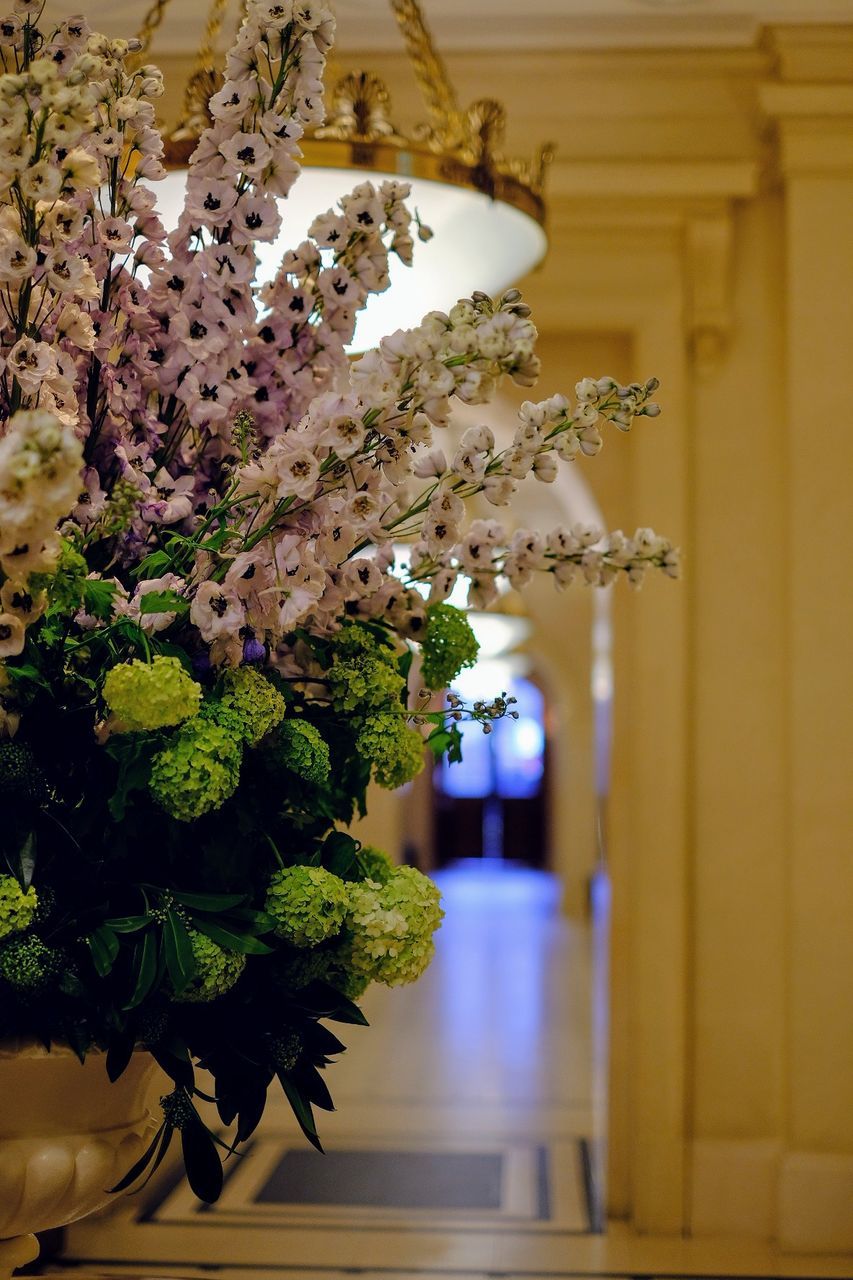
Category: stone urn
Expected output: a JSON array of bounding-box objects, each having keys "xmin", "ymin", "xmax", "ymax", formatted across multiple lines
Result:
[{"xmin": 0, "ymin": 1041, "xmax": 163, "ymax": 1277}]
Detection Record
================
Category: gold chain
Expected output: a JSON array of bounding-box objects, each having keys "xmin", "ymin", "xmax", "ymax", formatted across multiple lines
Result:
[
  {"xmin": 175, "ymin": 0, "xmax": 232, "ymax": 135},
  {"xmin": 134, "ymin": 0, "xmax": 172, "ymax": 58},
  {"xmin": 388, "ymin": 0, "xmax": 464, "ymax": 146}
]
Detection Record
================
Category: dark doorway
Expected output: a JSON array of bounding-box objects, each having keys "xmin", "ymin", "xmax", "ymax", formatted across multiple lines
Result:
[{"xmin": 433, "ymin": 674, "xmax": 549, "ymax": 868}]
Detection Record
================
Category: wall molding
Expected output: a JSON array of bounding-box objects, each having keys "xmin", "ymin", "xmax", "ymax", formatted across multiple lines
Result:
[
  {"xmin": 691, "ymin": 1139, "xmax": 783, "ymax": 1240},
  {"xmin": 778, "ymin": 1152, "xmax": 853, "ymax": 1253},
  {"xmin": 691, "ymin": 1141, "xmax": 853, "ymax": 1252}
]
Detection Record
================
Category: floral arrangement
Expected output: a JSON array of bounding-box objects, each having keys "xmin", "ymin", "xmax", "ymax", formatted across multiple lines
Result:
[{"xmin": 0, "ymin": 0, "xmax": 679, "ymax": 1203}]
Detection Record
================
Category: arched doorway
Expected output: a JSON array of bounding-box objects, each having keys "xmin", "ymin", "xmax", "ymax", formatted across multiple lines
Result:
[{"xmin": 432, "ymin": 665, "xmax": 550, "ymax": 868}]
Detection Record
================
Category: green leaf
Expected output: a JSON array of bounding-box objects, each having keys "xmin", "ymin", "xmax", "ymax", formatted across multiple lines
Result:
[
  {"xmin": 124, "ymin": 930, "xmax": 158, "ymax": 1010},
  {"xmin": 323, "ymin": 831, "xmax": 358, "ymax": 879},
  {"xmin": 152, "ymin": 1041, "xmax": 194, "ymax": 1089},
  {"xmin": 106, "ymin": 1033, "xmax": 135, "ymax": 1082},
  {"xmin": 223, "ymin": 907, "xmax": 277, "ymax": 933},
  {"xmin": 191, "ymin": 918, "xmax": 273, "ymax": 955},
  {"xmin": 199, "ymin": 527, "xmax": 233, "ymax": 552},
  {"xmin": 5, "ymin": 663, "xmax": 48, "ymax": 689},
  {"xmin": 398, "ymin": 647, "xmax": 414, "ymax": 682},
  {"xmin": 149, "ymin": 640, "xmax": 194, "ymax": 672},
  {"xmin": 106, "ymin": 738, "xmax": 152, "ymax": 822},
  {"xmin": 104, "ymin": 914, "xmax": 149, "ymax": 933},
  {"xmin": 59, "ymin": 970, "xmax": 84, "ymax": 998},
  {"xmin": 181, "ymin": 1115, "xmax": 224, "ymax": 1203},
  {"xmin": 296, "ymin": 1062, "xmax": 335, "ymax": 1112},
  {"xmin": 88, "ymin": 926, "xmax": 120, "ymax": 977},
  {"xmin": 163, "ymin": 911, "xmax": 196, "ymax": 995},
  {"xmin": 293, "ymin": 981, "xmax": 369, "ymax": 1026},
  {"xmin": 426, "ymin": 723, "xmax": 463, "ymax": 764},
  {"xmin": 81, "ymin": 577, "xmax": 118, "ymax": 621},
  {"xmin": 138, "ymin": 590, "xmax": 188, "ymax": 616},
  {"xmin": 171, "ymin": 891, "xmax": 247, "ymax": 912},
  {"xmin": 134, "ymin": 550, "xmax": 171, "ymax": 579},
  {"xmin": 109, "ymin": 1121, "xmax": 172, "ymax": 1194},
  {"xmin": 18, "ymin": 830, "xmax": 36, "ymax": 888},
  {"xmin": 277, "ymin": 1072, "xmax": 323, "ymax": 1152}
]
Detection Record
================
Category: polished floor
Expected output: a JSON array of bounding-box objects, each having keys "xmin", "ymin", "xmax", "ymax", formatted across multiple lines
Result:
[{"xmin": 54, "ymin": 864, "xmax": 853, "ymax": 1280}]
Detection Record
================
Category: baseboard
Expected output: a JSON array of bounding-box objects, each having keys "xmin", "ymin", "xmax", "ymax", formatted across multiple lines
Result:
[
  {"xmin": 777, "ymin": 1151, "xmax": 853, "ymax": 1253},
  {"xmin": 690, "ymin": 1140, "xmax": 853, "ymax": 1253},
  {"xmin": 690, "ymin": 1138, "xmax": 782, "ymax": 1239}
]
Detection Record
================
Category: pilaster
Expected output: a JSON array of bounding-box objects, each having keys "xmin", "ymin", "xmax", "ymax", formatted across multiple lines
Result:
[{"xmin": 758, "ymin": 43, "xmax": 853, "ymax": 1254}]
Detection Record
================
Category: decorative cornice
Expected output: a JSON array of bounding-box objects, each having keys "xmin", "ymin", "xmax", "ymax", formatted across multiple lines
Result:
[
  {"xmin": 760, "ymin": 82, "xmax": 853, "ymax": 177},
  {"xmin": 684, "ymin": 207, "xmax": 735, "ymax": 373}
]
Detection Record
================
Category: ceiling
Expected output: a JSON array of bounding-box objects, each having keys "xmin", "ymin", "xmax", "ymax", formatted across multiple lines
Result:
[{"xmin": 37, "ymin": 0, "xmax": 853, "ymax": 53}]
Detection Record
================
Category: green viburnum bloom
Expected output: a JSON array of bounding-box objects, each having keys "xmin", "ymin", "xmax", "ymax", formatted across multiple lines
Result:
[
  {"xmin": 323, "ymin": 950, "xmax": 371, "ymax": 1001},
  {"xmin": 355, "ymin": 712, "xmax": 424, "ymax": 790},
  {"xmin": 357, "ymin": 845, "xmax": 395, "ymax": 885},
  {"xmin": 103, "ymin": 656, "xmax": 202, "ymax": 732},
  {"xmin": 0, "ymin": 874, "xmax": 37, "ymax": 940},
  {"xmin": 346, "ymin": 866, "xmax": 444, "ymax": 988},
  {"xmin": 269, "ymin": 719, "xmax": 331, "ymax": 786},
  {"xmin": 269, "ymin": 1028, "xmax": 303, "ymax": 1072},
  {"xmin": 0, "ymin": 935, "xmax": 62, "ymax": 996},
  {"xmin": 266, "ymin": 865, "xmax": 349, "ymax": 948},
  {"xmin": 327, "ymin": 624, "xmax": 405, "ymax": 713},
  {"xmin": 218, "ymin": 666, "xmax": 286, "ymax": 746},
  {"xmin": 273, "ymin": 946, "xmax": 331, "ymax": 992},
  {"xmin": 39, "ymin": 538, "xmax": 88, "ymax": 611},
  {"xmin": 149, "ymin": 717, "xmax": 242, "ymax": 822},
  {"xmin": 173, "ymin": 929, "xmax": 246, "ymax": 1003},
  {"xmin": 420, "ymin": 603, "xmax": 479, "ymax": 690},
  {"xmin": 0, "ymin": 741, "xmax": 47, "ymax": 803}
]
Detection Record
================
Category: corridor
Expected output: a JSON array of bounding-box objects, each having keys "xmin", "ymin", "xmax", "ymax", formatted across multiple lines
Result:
[{"xmin": 56, "ymin": 865, "xmax": 851, "ymax": 1279}]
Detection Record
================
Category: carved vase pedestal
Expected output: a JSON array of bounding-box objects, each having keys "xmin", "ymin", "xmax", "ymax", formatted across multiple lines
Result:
[{"xmin": 0, "ymin": 1042, "xmax": 162, "ymax": 1277}]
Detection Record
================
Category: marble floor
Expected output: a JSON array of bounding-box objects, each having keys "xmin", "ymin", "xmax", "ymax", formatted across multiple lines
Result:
[{"xmin": 53, "ymin": 863, "xmax": 853, "ymax": 1280}]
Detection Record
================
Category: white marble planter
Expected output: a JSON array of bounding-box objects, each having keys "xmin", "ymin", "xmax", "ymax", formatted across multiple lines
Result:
[{"xmin": 0, "ymin": 1041, "xmax": 162, "ymax": 1277}]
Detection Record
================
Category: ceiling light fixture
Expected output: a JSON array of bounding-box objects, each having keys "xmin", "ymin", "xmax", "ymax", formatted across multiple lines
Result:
[{"xmin": 135, "ymin": 0, "xmax": 551, "ymax": 351}]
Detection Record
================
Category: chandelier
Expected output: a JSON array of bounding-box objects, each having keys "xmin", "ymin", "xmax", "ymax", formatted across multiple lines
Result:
[{"xmin": 135, "ymin": 0, "xmax": 551, "ymax": 350}]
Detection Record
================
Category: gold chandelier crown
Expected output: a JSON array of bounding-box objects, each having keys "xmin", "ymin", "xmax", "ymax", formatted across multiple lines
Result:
[{"xmin": 136, "ymin": 0, "xmax": 552, "ymax": 227}]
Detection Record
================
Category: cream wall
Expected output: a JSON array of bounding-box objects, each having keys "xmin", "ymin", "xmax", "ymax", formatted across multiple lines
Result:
[
  {"xmin": 153, "ymin": 23, "xmax": 853, "ymax": 1250},
  {"xmin": 518, "ymin": 28, "xmax": 853, "ymax": 1252}
]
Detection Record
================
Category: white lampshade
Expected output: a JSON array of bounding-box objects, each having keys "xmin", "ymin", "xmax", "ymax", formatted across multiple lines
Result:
[
  {"xmin": 468, "ymin": 611, "xmax": 531, "ymax": 659},
  {"xmin": 151, "ymin": 165, "xmax": 547, "ymax": 352}
]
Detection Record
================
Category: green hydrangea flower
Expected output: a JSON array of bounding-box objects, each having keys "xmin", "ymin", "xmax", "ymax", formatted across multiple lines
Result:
[
  {"xmin": 269, "ymin": 1028, "xmax": 303, "ymax": 1072},
  {"xmin": 269, "ymin": 719, "xmax": 331, "ymax": 786},
  {"xmin": 357, "ymin": 845, "xmax": 394, "ymax": 884},
  {"xmin": 324, "ymin": 952, "xmax": 371, "ymax": 1002},
  {"xmin": 0, "ymin": 934, "xmax": 62, "ymax": 996},
  {"xmin": 173, "ymin": 929, "xmax": 246, "ymax": 1003},
  {"xmin": 420, "ymin": 603, "xmax": 479, "ymax": 690},
  {"xmin": 218, "ymin": 666, "xmax": 286, "ymax": 746},
  {"xmin": 0, "ymin": 742, "xmax": 47, "ymax": 803},
  {"xmin": 149, "ymin": 717, "xmax": 242, "ymax": 822},
  {"xmin": 273, "ymin": 946, "xmax": 332, "ymax": 992},
  {"xmin": 327, "ymin": 624, "xmax": 405, "ymax": 713},
  {"xmin": 347, "ymin": 866, "xmax": 443, "ymax": 987},
  {"xmin": 266, "ymin": 865, "xmax": 349, "ymax": 948},
  {"xmin": 104, "ymin": 656, "xmax": 202, "ymax": 732},
  {"xmin": 356, "ymin": 713, "xmax": 424, "ymax": 790},
  {"xmin": 0, "ymin": 874, "xmax": 37, "ymax": 940}
]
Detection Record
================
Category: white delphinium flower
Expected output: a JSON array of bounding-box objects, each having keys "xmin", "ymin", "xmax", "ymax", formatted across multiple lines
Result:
[
  {"xmin": 459, "ymin": 518, "xmax": 504, "ymax": 575},
  {"xmin": 482, "ymin": 475, "xmax": 517, "ymax": 507},
  {"xmin": 0, "ymin": 409, "xmax": 83, "ymax": 553},
  {"xmin": 7, "ymin": 338, "xmax": 57, "ymax": 397},
  {"xmin": 0, "ymin": 614, "xmax": 25, "ymax": 658},
  {"xmin": 532, "ymin": 453, "xmax": 559, "ymax": 483},
  {"xmin": 451, "ymin": 446, "xmax": 487, "ymax": 485},
  {"xmin": 412, "ymin": 447, "xmax": 447, "ymax": 480},
  {"xmin": 274, "ymin": 447, "xmax": 321, "ymax": 501}
]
